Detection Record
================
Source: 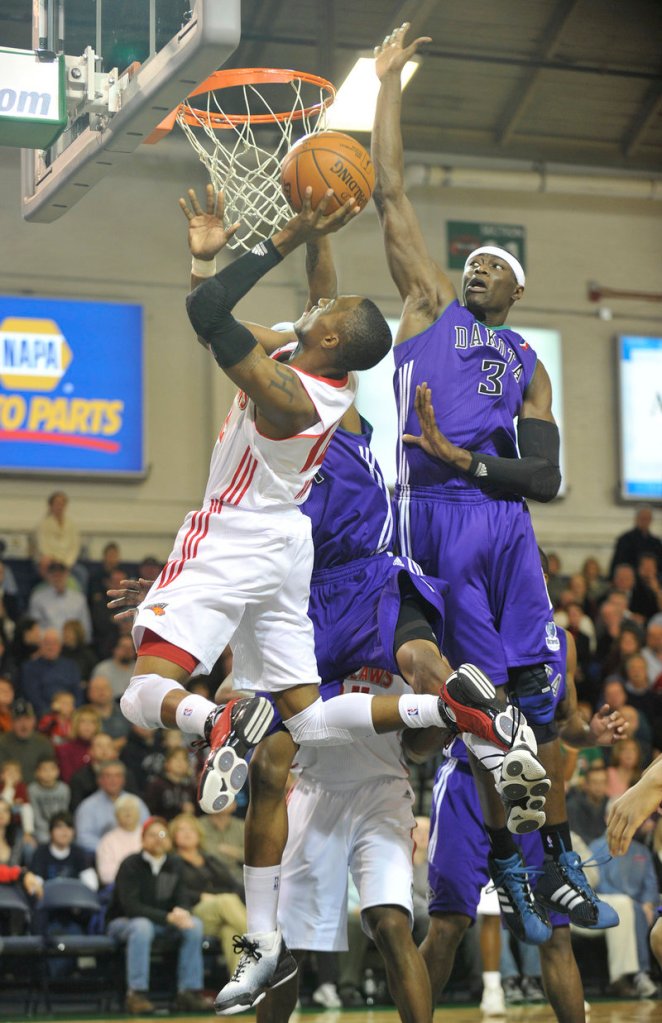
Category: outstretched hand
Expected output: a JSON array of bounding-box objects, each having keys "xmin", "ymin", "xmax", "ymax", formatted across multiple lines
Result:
[
  {"xmin": 107, "ymin": 577, "xmax": 152, "ymax": 621},
  {"xmin": 374, "ymin": 22, "xmax": 431, "ymax": 81},
  {"xmin": 275, "ymin": 187, "xmax": 360, "ymax": 253},
  {"xmin": 589, "ymin": 704, "xmax": 628, "ymax": 746},
  {"xmin": 178, "ymin": 184, "xmax": 240, "ymax": 259},
  {"xmin": 607, "ymin": 776, "xmax": 662, "ymax": 857},
  {"xmin": 403, "ymin": 384, "xmax": 471, "ymax": 470}
]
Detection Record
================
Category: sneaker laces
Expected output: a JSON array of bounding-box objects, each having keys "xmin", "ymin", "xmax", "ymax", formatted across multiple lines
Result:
[
  {"xmin": 488, "ymin": 860, "xmax": 544, "ymax": 912},
  {"xmin": 230, "ymin": 934, "xmax": 262, "ymax": 979},
  {"xmin": 557, "ymin": 848, "xmax": 609, "ymax": 898}
]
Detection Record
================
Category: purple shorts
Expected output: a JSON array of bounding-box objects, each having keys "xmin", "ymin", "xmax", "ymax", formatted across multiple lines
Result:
[
  {"xmin": 396, "ymin": 486, "xmax": 554, "ymax": 685},
  {"xmin": 309, "ymin": 551, "xmax": 447, "ymax": 681},
  {"xmin": 428, "ymin": 758, "xmax": 568, "ymax": 927}
]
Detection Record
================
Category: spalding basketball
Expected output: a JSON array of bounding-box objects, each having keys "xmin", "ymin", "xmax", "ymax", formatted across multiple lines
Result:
[{"xmin": 280, "ymin": 130, "xmax": 375, "ymax": 214}]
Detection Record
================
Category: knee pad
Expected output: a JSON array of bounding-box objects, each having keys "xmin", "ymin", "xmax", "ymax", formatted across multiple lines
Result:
[
  {"xmin": 507, "ymin": 665, "xmax": 557, "ymax": 732},
  {"xmin": 284, "ymin": 695, "xmax": 374, "ymax": 747},
  {"xmin": 120, "ymin": 673, "xmax": 185, "ymax": 730}
]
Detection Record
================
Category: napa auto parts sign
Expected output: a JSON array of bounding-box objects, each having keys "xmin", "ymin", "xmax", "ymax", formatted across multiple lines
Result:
[{"xmin": 0, "ymin": 295, "xmax": 143, "ymax": 475}]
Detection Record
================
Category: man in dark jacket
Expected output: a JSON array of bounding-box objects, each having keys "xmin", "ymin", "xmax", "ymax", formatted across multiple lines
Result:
[{"xmin": 106, "ymin": 815, "xmax": 210, "ymax": 1014}]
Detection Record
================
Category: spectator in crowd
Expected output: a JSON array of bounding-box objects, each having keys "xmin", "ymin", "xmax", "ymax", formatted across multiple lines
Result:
[
  {"xmin": 28, "ymin": 563, "xmax": 92, "ymax": 642},
  {"xmin": 602, "ymin": 621, "xmax": 645, "ymax": 682},
  {"xmin": 610, "ymin": 507, "xmax": 662, "ymax": 579},
  {"xmin": 0, "ymin": 795, "xmax": 29, "ymax": 867},
  {"xmin": 85, "ymin": 675, "xmax": 131, "ymax": 749},
  {"xmin": 136, "ymin": 557, "xmax": 162, "ymax": 585},
  {"xmin": 69, "ymin": 731, "xmax": 126, "ymax": 810},
  {"xmin": 611, "ymin": 563, "xmax": 637, "ymax": 605},
  {"xmin": 90, "ymin": 635, "xmax": 136, "ymax": 701},
  {"xmin": 55, "ymin": 706, "xmax": 101, "ymax": 784},
  {"xmin": 31, "ymin": 811, "xmax": 96, "ymax": 886},
  {"xmin": 120, "ymin": 725, "xmax": 166, "ymax": 793},
  {"xmin": 623, "ymin": 654, "xmax": 656, "ymax": 720},
  {"xmin": 38, "ymin": 690, "xmax": 75, "ymax": 745},
  {"xmin": 631, "ymin": 553, "xmax": 662, "ymax": 624},
  {"xmin": 0, "ymin": 554, "xmax": 20, "ymax": 626},
  {"xmin": 582, "ymin": 556, "xmax": 609, "ymax": 606},
  {"xmin": 169, "ymin": 813, "xmax": 247, "ymax": 975},
  {"xmin": 33, "ymin": 491, "xmax": 81, "ymax": 577},
  {"xmin": 144, "ymin": 747, "xmax": 196, "ymax": 821},
  {"xmin": 643, "ymin": 620, "xmax": 662, "ymax": 687},
  {"xmin": 199, "ymin": 803, "xmax": 245, "ymax": 888},
  {"xmin": 87, "ymin": 542, "xmax": 122, "ymax": 606},
  {"xmin": 95, "ymin": 793, "xmax": 143, "ymax": 887},
  {"xmin": 566, "ymin": 764, "xmax": 610, "ymax": 845},
  {"xmin": 564, "ymin": 603, "xmax": 594, "ymax": 702},
  {"xmin": 75, "ymin": 760, "xmax": 148, "ymax": 853},
  {"xmin": 90, "ymin": 567, "xmax": 128, "ymax": 659},
  {"xmin": 61, "ymin": 619, "xmax": 97, "ymax": 683},
  {"xmin": 0, "ymin": 676, "xmax": 14, "ymax": 732},
  {"xmin": 0, "ymin": 758, "xmax": 35, "ymax": 847},
  {"xmin": 545, "ymin": 551, "xmax": 568, "ymax": 607},
  {"xmin": 106, "ymin": 816, "xmax": 209, "ymax": 1014},
  {"xmin": 28, "ymin": 754, "xmax": 71, "ymax": 844},
  {"xmin": 606, "ymin": 739, "xmax": 643, "ymax": 799},
  {"xmin": 11, "ymin": 617, "xmax": 42, "ymax": 669},
  {"xmin": 0, "ymin": 699, "xmax": 54, "ymax": 783},
  {"xmin": 19, "ymin": 628, "xmax": 82, "ymax": 719},
  {"xmin": 591, "ymin": 820, "xmax": 659, "ymax": 999},
  {"xmin": 595, "ymin": 595, "xmax": 630, "ymax": 669}
]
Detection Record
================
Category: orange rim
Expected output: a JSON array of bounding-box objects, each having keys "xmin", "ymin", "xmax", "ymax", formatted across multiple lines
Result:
[{"xmin": 180, "ymin": 67, "xmax": 335, "ymax": 129}]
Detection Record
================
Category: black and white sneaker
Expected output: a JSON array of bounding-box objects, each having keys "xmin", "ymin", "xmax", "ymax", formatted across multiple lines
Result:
[
  {"xmin": 198, "ymin": 696, "xmax": 274, "ymax": 815},
  {"xmin": 498, "ymin": 738, "xmax": 551, "ymax": 834},
  {"xmin": 214, "ymin": 929, "xmax": 297, "ymax": 1015}
]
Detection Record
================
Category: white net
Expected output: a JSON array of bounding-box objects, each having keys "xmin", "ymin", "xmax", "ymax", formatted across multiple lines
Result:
[{"xmin": 177, "ymin": 76, "xmax": 332, "ymax": 251}]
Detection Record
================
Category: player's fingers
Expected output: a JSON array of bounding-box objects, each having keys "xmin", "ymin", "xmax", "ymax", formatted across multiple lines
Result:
[
  {"xmin": 300, "ymin": 185, "xmax": 314, "ymax": 216},
  {"xmin": 205, "ymin": 183, "xmax": 216, "ymax": 214},
  {"xmin": 225, "ymin": 220, "xmax": 242, "ymax": 239},
  {"xmin": 402, "ymin": 433, "xmax": 423, "ymax": 447},
  {"xmin": 188, "ymin": 188, "xmax": 203, "ymax": 216},
  {"xmin": 113, "ymin": 609, "xmax": 137, "ymax": 623},
  {"xmin": 178, "ymin": 197, "xmax": 193, "ymax": 220}
]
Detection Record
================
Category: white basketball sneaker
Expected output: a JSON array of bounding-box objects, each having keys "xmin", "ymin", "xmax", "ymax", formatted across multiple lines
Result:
[
  {"xmin": 480, "ymin": 983, "xmax": 506, "ymax": 1017},
  {"xmin": 213, "ymin": 928, "xmax": 297, "ymax": 1015}
]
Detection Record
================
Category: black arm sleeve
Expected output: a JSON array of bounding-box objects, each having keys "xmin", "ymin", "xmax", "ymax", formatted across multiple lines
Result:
[
  {"xmin": 467, "ymin": 418, "xmax": 561, "ymax": 503},
  {"xmin": 185, "ymin": 239, "xmax": 283, "ymax": 369}
]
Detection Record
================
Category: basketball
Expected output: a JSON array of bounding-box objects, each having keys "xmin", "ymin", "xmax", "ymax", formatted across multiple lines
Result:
[{"xmin": 280, "ymin": 130, "xmax": 375, "ymax": 214}]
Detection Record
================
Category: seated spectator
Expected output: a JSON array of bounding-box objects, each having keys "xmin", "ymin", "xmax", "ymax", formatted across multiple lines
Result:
[
  {"xmin": 28, "ymin": 754, "xmax": 71, "ymax": 844},
  {"xmin": 0, "ymin": 699, "xmax": 54, "ymax": 783},
  {"xmin": 0, "ymin": 795, "xmax": 29, "ymax": 867},
  {"xmin": 611, "ymin": 563, "xmax": 637, "ymax": 607},
  {"xmin": 19, "ymin": 628, "xmax": 82, "ymax": 719},
  {"xmin": 169, "ymin": 813, "xmax": 246, "ymax": 976},
  {"xmin": 595, "ymin": 593, "xmax": 631, "ymax": 666},
  {"xmin": 28, "ymin": 563, "xmax": 91, "ymax": 642},
  {"xmin": 606, "ymin": 739, "xmax": 643, "ymax": 799},
  {"xmin": 602, "ymin": 620, "xmax": 644, "ymax": 682},
  {"xmin": 75, "ymin": 760, "xmax": 148, "ymax": 853},
  {"xmin": 38, "ymin": 690, "xmax": 75, "ymax": 745},
  {"xmin": 644, "ymin": 619, "xmax": 662, "ymax": 688},
  {"xmin": 610, "ymin": 507, "xmax": 662, "ymax": 579},
  {"xmin": 86, "ymin": 675, "xmax": 130, "ymax": 750},
  {"xmin": 566, "ymin": 764, "xmax": 609, "ymax": 845},
  {"xmin": 0, "ymin": 676, "xmax": 14, "ymax": 732},
  {"xmin": 10, "ymin": 617, "xmax": 42, "ymax": 669},
  {"xmin": 87, "ymin": 541, "xmax": 122, "ymax": 607},
  {"xmin": 591, "ymin": 819, "xmax": 659, "ymax": 999},
  {"xmin": 563, "ymin": 603, "xmax": 594, "ymax": 702},
  {"xmin": 546, "ymin": 551, "xmax": 568, "ymax": 607},
  {"xmin": 69, "ymin": 731, "xmax": 130, "ymax": 810},
  {"xmin": 61, "ymin": 619, "xmax": 97, "ymax": 683},
  {"xmin": 90, "ymin": 567, "xmax": 126, "ymax": 660},
  {"xmin": 31, "ymin": 811, "xmax": 96, "ymax": 887},
  {"xmin": 0, "ymin": 758, "xmax": 35, "ymax": 847},
  {"xmin": 55, "ymin": 706, "xmax": 101, "ymax": 784},
  {"xmin": 631, "ymin": 554, "xmax": 662, "ymax": 624},
  {"xmin": 624, "ymin": 653, "xmax": 656, "ymax": 718},
  {"xmin": 33, "ymin": 491, "xmax": 81, "ymax": 578},
  {"xmin": 144, "ymin": 747, "xmax": 196, "ymax": 821},
  {"xmin": 95, "ymin": 793, "xmax": 143, "ymax": 886},
  {"xmin": 90, "ymin": 635, "xmax": 136, "ymax": 701},
  {"xmin": 106, "ymin": 816, "xmax": 210, "ymax": 1015},
  {"xmin": 121, "ymin": 725, "xmax": 166, "ymax": 792},
  {"xmin": 199, "ymin": 803, "xmax": 245, "ymax": 887},
  {"xmin": 582, "ymin": 556, "xmax": 609, "ymax": 606}
]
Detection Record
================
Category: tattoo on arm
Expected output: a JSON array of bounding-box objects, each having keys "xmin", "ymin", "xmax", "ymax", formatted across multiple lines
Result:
[{"xmin": 267, "ymin": 363, "xmax": 297, "ymax": 403}]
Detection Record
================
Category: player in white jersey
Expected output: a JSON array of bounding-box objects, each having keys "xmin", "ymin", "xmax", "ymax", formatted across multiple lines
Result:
[
  {"xmin": 253, "ymin": 670, "xmax": 435, "ymax": 1023},
  {"xmin": 119, "ymin": 187, "xmax": 513, "ymax": 1007}
]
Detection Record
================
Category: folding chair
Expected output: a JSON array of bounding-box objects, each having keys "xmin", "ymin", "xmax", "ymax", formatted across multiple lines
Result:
[{"xmin": 0, "ymin": 883, "xmax": 44, "ymax": 1016}]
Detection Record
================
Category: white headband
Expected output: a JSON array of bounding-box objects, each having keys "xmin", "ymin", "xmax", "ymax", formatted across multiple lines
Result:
[{"xmin": 464, "ymin": 246, "xmax": 526, "ymax": 287}]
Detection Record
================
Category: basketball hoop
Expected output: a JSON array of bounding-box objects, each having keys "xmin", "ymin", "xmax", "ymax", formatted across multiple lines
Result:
[{"xmin": 147, "ymin": 68, "xmax": 335, "ymax": 251}]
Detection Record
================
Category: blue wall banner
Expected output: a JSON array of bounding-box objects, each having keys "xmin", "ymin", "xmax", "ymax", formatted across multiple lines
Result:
[{"xmin": 0, "ymin": 295, "xmax": 143, "ymax": 475}]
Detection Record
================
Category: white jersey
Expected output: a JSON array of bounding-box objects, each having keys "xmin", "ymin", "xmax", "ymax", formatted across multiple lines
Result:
[
  {"xmin": 203, "ymin": 359, "xmax": 357, "ymax": 512},
  {"xmin": 293, "ymin": 669, "xmax": 410, "ymax": 789}
]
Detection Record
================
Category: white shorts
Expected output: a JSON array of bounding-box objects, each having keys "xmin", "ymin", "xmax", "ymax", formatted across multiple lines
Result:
[
  {"xmin": 278, "ymin": 775, "xmax": 416, "ymax": 952},
  {"xmin": 133, "ymin": 503, "xmax": 320, "ymax": 688}
]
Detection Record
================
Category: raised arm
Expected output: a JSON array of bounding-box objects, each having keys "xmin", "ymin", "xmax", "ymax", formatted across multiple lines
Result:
[
  {"xmin": 186, "ymin": 190, "xmax": 358, "ymax": 436},
  {"xmin": 372, "ymin": 23, "xmax": 456, "ymax": 340}
]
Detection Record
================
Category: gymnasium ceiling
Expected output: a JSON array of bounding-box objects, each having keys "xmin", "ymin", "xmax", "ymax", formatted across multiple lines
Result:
[{"xmin": 1, "ymin": 0, "xmax": 661, "ymax": 175}]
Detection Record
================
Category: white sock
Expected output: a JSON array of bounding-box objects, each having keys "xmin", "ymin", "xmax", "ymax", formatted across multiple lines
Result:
[
  {"xmin": 398, "ymin": 693, "xmax": 443, "ymax": 729},
  {"xmin": 244, "ymin": 864, "xmax": 281, "ymax": 936},
  {"xmin": 174, "ymin": 693, "xmax": 217, "ymax": 736},
  {"xmin": 483, "ymin": 971, "xmax": 502, "ymax": 991}
]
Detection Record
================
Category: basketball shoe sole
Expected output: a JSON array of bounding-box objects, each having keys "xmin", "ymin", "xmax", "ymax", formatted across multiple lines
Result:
[
  {"xmin": 198, "ymin": 696, "xmax": 274, "ymax": 815},
  {"xmin": 498, "ymin": 744, "xmax": 551, "ymax": 834}
]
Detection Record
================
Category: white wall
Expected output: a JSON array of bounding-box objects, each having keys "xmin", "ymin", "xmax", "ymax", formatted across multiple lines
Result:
[{"xmin": 1, "ymin": 142, "xmax": 661, "ymax": 571}]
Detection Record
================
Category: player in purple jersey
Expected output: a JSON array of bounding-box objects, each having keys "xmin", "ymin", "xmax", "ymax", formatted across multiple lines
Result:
[
  {"xmin": 371, "ymin": 22, "xmax": 599, "ymax": 938},
  {"xmin": 423, "ymin": 621, "xmax": 626, "ymax": 1023}
]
